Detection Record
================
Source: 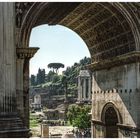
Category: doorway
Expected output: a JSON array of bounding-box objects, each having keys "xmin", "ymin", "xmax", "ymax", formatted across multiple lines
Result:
[{"xmin": 105, "ymin": 107, "xmax": 118, "ymax": 138}]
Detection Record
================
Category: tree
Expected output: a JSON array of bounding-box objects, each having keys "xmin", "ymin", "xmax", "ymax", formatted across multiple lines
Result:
[
  {"xmin": 42, "ymin": 69, "xmax": 46, "ymax": 83},
  {"xmin": 36, "ymin": 68, "xmax": 46, "ymax": 85},
  {"xmin": 30, "ymin": 74, "xmax": 36, "ymax": 86},
  {"xmin": 52, "ymin": 74, "xmax": 60, "ymax": 83},
  {"xmin": 67, "ymin": 104, "xmax": 80, "ymax": 124},
  {"xmin": 48, "ymin": 63, "xmax": 64, "ymax": 73},
  {"xmin": 61, "ymin": 75, "xmax": 68, "ymax": 101},
  {"xmin": 73, "ymin": 106, "xmax": 91, "ymax": 129},
  {"xmin": 45, "ymin": 70, "xmax": 55, "ymax": 82},
  {"xmin": 67, "ymin": 104, "xmax": 91, "ymax": 130}
]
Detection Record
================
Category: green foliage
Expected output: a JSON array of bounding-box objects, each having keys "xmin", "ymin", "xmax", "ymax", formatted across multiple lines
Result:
[
  {"xmin": 30, "ymin": 114, "xmax": 40, "ymax": 128},
  {"xmin": 30, "ymin": 68, "xmax": 46, "ymax": 86},
  {"xmin": 31, "ymin": 74, "xmax": 36, "ymax": 86},
  {"xmin": 67, "ymin": 104, "xmax": 91, "ymax": 129},
  {"xmin": 52, "ymin": 74, "xmax": 60, "ymax": 83},
  {"xmin": 30, "ymin": 57, "xmax": 91, "ymax": 96},
  {"xmin": 48, "ymin": 63, "xmax": 64, "ymax": 73},
  {"xmin": 46, "ymin": 71, "xmax": 55, "ymax": 82},
  {"xmin": 63, "ymin": 57, "xmax": 91, "ymax": 94},
  {"xmin": 37, "ymin": 68, "xmax": 45, "ymax": 85}
]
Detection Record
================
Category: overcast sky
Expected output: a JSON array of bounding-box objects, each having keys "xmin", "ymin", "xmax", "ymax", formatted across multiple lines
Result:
[{"xmin": 29, "ymin": 24, "xmax": 91, "ymax": 76}]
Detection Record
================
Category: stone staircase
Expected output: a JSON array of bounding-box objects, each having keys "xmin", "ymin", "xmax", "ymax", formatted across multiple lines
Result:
[{"xmin": 0, "ymin": 114, "xmax": 29, "ymax": 137}]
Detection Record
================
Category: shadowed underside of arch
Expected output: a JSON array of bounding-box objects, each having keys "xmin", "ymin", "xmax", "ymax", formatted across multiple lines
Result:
[{"xmin": 17, "ymin": 2, "xmax": 140, "ymax": 70}]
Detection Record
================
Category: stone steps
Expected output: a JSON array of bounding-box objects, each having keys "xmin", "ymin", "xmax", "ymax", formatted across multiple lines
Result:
[
  {"xmin": 0, "ymin": 114, "xmax": 30, "ymax": 137},
  {"xmin": 0, "ymin": 116, "xmax": 26, "ymax": 131}
]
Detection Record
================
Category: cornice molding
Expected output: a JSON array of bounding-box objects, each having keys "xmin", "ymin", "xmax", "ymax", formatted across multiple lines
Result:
[
  {"xmin": 16, "ymin": 47, "xmax": 39, "ymax": 59},
  {"xmin": 92, "ymin": 119, "xmax": 105, "ymax": 126},
  {"xmin": 86, "ymin": 51, "xmax": 140, "ymax": 71},
  {"xmin": 117, "ymin": 123, "xmax": 140, "ymax": 131}
]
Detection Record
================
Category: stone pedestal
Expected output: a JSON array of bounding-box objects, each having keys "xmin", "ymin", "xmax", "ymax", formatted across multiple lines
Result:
[{"xmin": 41, "ymin": 124, "xmax": 49, "ymax": 138}]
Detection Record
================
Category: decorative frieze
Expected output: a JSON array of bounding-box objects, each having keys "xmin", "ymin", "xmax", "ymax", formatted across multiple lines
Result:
[{"xmin": 15, "ymin": 2, "xmax": 33, "ymax": 28}]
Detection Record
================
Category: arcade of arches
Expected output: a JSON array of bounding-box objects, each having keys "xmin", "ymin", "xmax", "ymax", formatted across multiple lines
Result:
[{"xmin": 0, "ymin": 2, "xmax": 139, "ymax": 138}]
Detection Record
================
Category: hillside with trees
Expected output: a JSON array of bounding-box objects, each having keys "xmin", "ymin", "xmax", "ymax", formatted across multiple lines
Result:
[{"xmin": 30, "ymin": 56, "xmax": 91, "ymax": 97}]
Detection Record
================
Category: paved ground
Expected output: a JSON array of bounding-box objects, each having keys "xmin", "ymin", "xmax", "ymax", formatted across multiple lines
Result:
[
  {"xmin": 49, "ymin": 126, "xmax": 74, "ymax": 138},
  {"xmin": 31, "ymin": 125, "xmax": 74, "ymax": 138}
]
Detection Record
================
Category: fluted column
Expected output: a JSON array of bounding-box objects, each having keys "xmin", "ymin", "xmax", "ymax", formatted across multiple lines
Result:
[
  {"xmin": 78, "ymin": 76, "xmax": 81, "ymax": 101},
  {"xmin": 16, "ymin": 59, "xmax": 24, "ymax": 119},
  {"xmin": 88, "ymin": 77, "xmax": 91, "ymax": 100},
  {"xmin": 83, "ymin": 78, "xmax": 86, "ymax": 100},
  {"xmin": 0, "ymin": 3, "xmax": 17, "ymax": 114}
]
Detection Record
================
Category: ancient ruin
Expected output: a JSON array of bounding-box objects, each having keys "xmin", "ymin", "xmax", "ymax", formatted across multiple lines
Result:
[{"xmin": 0, "ymin": 2, "xmax": 139, "ymax": 138}]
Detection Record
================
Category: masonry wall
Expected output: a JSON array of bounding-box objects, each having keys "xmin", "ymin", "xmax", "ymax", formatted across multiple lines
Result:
[{"xmin": 92, "ymin": 62, "xmax": 140, "ymax": 138}]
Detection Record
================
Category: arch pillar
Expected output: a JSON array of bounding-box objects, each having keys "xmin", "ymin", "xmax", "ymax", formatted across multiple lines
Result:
[
  {"xmin": 0, "ymin": 3, "xmax": 36, "ymax": 137},
  {"xmin": 16, "ymin": 47, "xmax": 39, "ymax": 128}
]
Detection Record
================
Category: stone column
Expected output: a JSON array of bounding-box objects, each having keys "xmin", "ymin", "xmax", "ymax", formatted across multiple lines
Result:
[
  {"xmin": 88, "ymin": 78, "xmax": 91, "ymax": 100},
  {"xmin": 83, "ymin": 78, "xmax": 86, "ymax": 100},
  {"xmin": 16, "ymin": 59, "xmax": 24, "ymax": 120},
  {"xmin": 0, "ymin": 2, "xmax": 16, "ymax": 115},
  {"xmin": 23, "ymin": 58, "xmax": 30, "ymax": 128},
  {"xmin": 0, "ymin": 3, "xmax": 34, "ymax": 137},
  {"xmin": 86, "ymin": 78, "xmax": 89, "ymax": 100},
  {"xmin": 78, "ymin": 76, "xmax": 82, "ymax": 101}
]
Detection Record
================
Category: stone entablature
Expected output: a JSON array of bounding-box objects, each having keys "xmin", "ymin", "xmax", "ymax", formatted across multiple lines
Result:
[
  {"xmin": 87, "ymin": 51, "xmax": 140, "ymax": 71},
  {"xmin": 16, "ymin": 47, "xmax": 39, "ymax": 59}
]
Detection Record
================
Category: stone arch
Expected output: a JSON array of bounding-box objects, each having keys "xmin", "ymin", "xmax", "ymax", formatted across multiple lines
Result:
[
  {"xmin": 17, "ymin": 2, "xmax": 140, "ymax": 65},
  {"xmin": 101, "ymin": 102, "xmax": 123, "ymax": 138},
  {"xmin": 101, "ymin": 102, "xmax": 122, "ymax": 124},
  {"xmin": 14, "ymin": 2, "xmax": 140, "ymax": 137}
]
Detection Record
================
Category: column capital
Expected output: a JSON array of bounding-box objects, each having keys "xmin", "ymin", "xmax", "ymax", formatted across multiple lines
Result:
[{"xmin": 16, "ymin": 47, "xmax": 39, "ymax": 59}]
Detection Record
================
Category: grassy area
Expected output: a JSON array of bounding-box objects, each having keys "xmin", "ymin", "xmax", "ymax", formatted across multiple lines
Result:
[{"xmin": 30, "ymin": 114, "xmax": 40, "ymax": 128}]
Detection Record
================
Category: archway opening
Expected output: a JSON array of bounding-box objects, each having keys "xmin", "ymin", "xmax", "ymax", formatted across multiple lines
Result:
[
  {"xmin": 105, "ymin": 107, "xmax": 118, "ymax": 138},
  {"xmin": 29, "ymin": 24, "xmax": 91, "ymax": 75},
  {"xmin": 29, "ymin": 24, "xmax": 91, "ymax": 137}
]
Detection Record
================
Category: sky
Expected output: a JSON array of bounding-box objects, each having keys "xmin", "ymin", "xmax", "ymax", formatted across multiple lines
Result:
[{"xmin": 29, "ymin": 24, "xmax": 91, "ymax": 76}]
